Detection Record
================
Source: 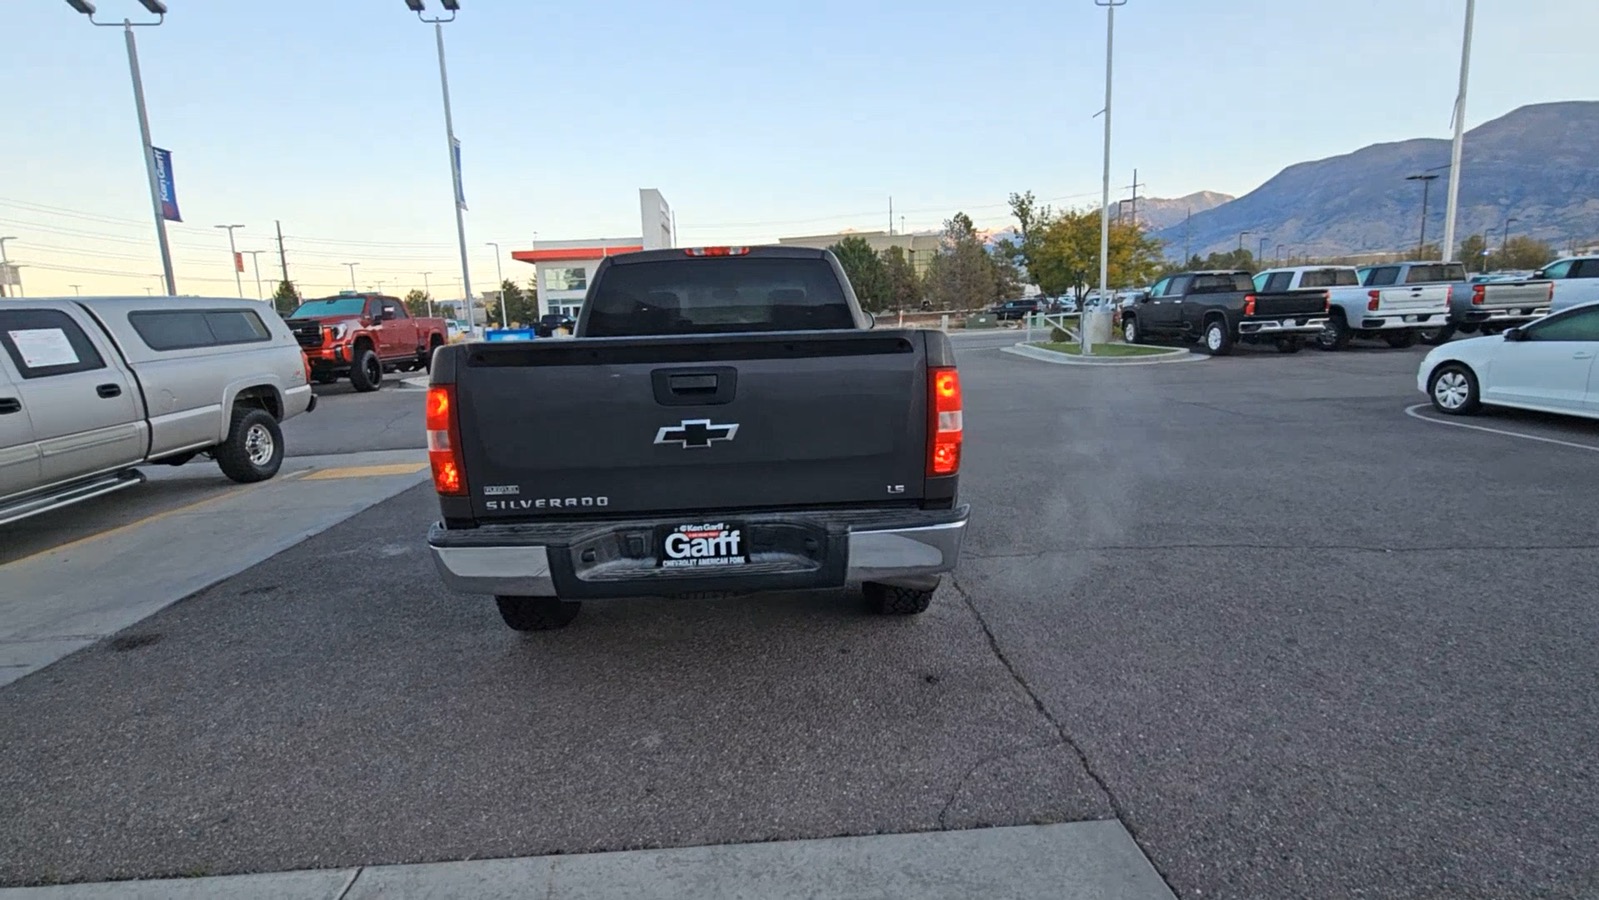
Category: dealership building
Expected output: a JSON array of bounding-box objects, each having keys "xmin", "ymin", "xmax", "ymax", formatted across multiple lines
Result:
[{"xmin": 512, "ymin": 188, "xmax": 675, "ymax": 319}]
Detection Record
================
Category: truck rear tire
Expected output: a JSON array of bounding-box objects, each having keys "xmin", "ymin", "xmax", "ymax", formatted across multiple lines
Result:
[
  {"xmin": 1200, "ymin": 317, "xmax": 1233, "ymax": 356},
  {"xmin": 215, "ymin": 407, "xmax": 284, "ymax": 483},
  {"xmin": 864, "ymin": 582, "xmax": 934, "ymax": 616},
  {"xmin": 1418, "ymin": 324, "xmax": 1456, "ymax": 345},
  {"xmin": 1122, "ymin": 315, "xmax": 1143, "ymax": 344},
  {"xmin": 350, "ymin": 347, "xmax": 382, "ymax": 392},
  {"xmin": 1385, "ymin": 331, "xmax": 1417, "ymax": 349},
  {"xmin": 425, "ymin": 336, "xmax": 444, "ymax": 372},
  {"xmin": 1276, "ymin": 337, "xmax": 1302, "ymax": 353},
  {"xmin": 1316, "ymin": 315, "xmax": 1351, "ymax": 351},
  {"xmin": 495, "ymin": 595, "xmax": 581, "ymax": 631}
]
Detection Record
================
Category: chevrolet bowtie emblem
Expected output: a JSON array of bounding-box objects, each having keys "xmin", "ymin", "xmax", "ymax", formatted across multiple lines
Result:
[{"xmin": 655, "ymin": 419, "xmax": 739, "ymax": 449}]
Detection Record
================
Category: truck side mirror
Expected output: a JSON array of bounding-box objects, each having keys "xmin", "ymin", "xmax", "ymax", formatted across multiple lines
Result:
[{"xmin": 1531, "ymin": 270, "xmax": 1545, "ymax": 279}]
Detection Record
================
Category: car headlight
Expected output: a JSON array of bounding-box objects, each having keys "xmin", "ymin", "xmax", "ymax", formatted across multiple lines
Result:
[{"xmin": 328, "ymin": 324, "xmax": 348, "ymax": 341}]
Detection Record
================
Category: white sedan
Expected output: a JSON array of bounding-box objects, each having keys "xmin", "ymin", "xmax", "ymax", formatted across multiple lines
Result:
[{"xmin": 1418, "ymin": 301, "xmax": 1599, "ymax": 419}]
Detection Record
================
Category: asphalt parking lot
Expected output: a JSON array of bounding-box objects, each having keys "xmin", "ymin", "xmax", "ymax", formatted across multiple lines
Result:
[{"xmin": 2, "ymin": 331, "xmax": 1597, "ymax": 898}]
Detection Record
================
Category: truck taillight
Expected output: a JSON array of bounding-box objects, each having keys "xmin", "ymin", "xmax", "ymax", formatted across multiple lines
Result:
[
  {"xmin": 1243, "ymin": 293, "xmax": 1256, "ymax": 316},
  {"xmin": 928, "ymin": 367, "xmax": 963, "ymax": 477},
  {"xmin": 685, "ymin": 246, "xmax": 749, "ymax": 257},
  {"xmin": 426, "ymin": 385, "xmax": 466, "ymax": 496},
  {"xmin": 1548, "ymin": 281, "xmax": 1556, "ymax": 302},
  {"xmin": 1471, "ymin": 283, "xmax": 1486, "ymax": 305},
  {"xmin": 1322, "ymin": 291, "xmax": 1331, "ymax": 312},
  {"xmin": 1367, "ymin": 290, "xmax": 1381, "ymax": 311}
]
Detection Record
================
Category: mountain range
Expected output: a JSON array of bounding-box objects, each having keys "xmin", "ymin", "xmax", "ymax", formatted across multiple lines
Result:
[{"xmin": 1153, "ymin": 101, "xmax": 1599, "ymax": 261}]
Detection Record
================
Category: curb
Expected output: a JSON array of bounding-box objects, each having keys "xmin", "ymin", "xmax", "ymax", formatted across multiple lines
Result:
[
  {"xmin": 1001, "ymin": 343, "xmax": 1202, "ymax": 366},
  {"xmin": 399, "ymin": 376, "xmax": 430, "ymax": 390}
]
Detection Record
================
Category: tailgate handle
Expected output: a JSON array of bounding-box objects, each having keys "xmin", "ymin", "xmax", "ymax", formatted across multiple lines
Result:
[
  {"xmin": 652, "ymin": 366, "xmax": 737, "ymax": 407},
  {"xmin": 669, "ymin": 374, "xmax": 719, "ymax": 393}
]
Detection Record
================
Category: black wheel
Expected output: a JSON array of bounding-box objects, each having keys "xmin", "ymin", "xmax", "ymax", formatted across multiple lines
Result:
[
  {"xmin": 425, "ymin": 337, "xmax": 444, "ymax": 372},
  {"xmin": 215, "ymin": 407, "xmax": 284, "ymax": 483},
  {"xmin": 1418, "ymin": 324, "xmax": 1456, "ymax": 345},
  {"xmin": 349, "ymin": 346, "xmax": 382, "ymax": 392},
  {"xmin": 1276, "ymin": 337, "xmax": 1302, "ymax": 354},
  {"xmin": 1384, "ymin": 331, "xmax": 1418, "ymax": 349},
  {"xmin": 864, "ymin": 582, "xmax": 934, "ymax": 616},
  {"xmin": 495, "ymin": 596, "xmax": 581, "ymax": 631},
  {"xmin": 1199, "ymin": 317, "xmax": 1233, "ymax": 356},
  {"xmin": 1316, "ymin": 314, "xmax": 1351, "ymax": 351},
  {"xmin": 1428, "ymin": 362, "xmax": 1481, "ymax": 415},
  {"xmin": 1122, "ymin": 315, "xmax": 1143, "ymax": 344}
]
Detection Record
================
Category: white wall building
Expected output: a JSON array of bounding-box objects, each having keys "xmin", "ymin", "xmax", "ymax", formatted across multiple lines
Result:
[{"xmin": 512, "ymin": 188, "xmax": 674, "ymax": 319}]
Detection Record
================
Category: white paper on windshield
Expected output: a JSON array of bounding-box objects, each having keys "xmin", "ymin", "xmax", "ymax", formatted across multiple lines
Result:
[{"xmin": 7, "ymin": 329, "xmax": 81, "ymax": 368}]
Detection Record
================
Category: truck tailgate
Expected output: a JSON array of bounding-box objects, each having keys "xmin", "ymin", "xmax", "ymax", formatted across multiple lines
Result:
[
  {"xmin": 1474, "ymin": 281, "xmax": 1553, "ymax": 311},
  {"xmin": 1254, "ymin": 290, "xmax": 1328, "ymax": 318},
  {"xmin": 1378, "ymin": 285, "xmax": 1449, "ymax": 312},
  {"xmin": 452, "ymin": 331, "xmax": 932, "ymax": 521}
]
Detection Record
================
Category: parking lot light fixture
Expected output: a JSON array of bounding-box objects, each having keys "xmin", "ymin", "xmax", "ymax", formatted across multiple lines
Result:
[
  {"xmin": 405, "ymin": 0, "xmax": 472, "ymax": 337},
  {"xmin": 64, "ymin": 0, "xmax": 175, "ymax": 295}
]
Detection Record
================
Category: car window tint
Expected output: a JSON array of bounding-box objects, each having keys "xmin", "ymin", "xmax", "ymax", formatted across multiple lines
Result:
[
  {"xmin": 0, "ymin": 308, "xmax": 107, "ymax": 379},
  {"xmin": 131, "ymin": 309, "xmax": 272, "ymax": 350},
  {"xmin": 1571, "ymin": 259, "xmax": 1599, "ymax": 279},
  {"xmin": 1526, "ymin": 307, "xmax": 1599, "ymax": 341},
  {"xmin": 1299, "ymin": 268, "xmax": 1358, "ymax": 288},
  {"xmin": 1264, "ymin": 272, "xmax": 1293, "ymax": 292}
]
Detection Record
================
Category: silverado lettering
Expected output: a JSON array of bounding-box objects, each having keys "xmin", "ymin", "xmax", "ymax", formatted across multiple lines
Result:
[{"xmin": 484, "ymin": 497, "xmax": 609, "ymax": 510}]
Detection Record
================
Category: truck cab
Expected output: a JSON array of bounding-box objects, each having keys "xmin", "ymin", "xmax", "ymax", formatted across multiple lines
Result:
[{"xmin": 1538, "ymin": 256, "xmax": 1599, "ymax": 314}]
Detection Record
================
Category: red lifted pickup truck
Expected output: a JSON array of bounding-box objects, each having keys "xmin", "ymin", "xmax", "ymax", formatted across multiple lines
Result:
[{"xmin": 284, "ymin": 292, "xmax": 448, "ymax": 391}]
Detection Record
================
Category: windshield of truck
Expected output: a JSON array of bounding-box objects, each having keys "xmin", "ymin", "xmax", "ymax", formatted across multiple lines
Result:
[
  {"xmin": 1299, "ymin": 268, "xmax": 1359, "ymax": 288},
  {"xmin": 1192, "ymin": 273, "xmax": 1253, "ymax": 293},
  {"xmin": 584, "ymin": 257, "xmax": 855, "ymax": 336},
  {"xmin": 290, "ymin": 298, "xmax": 368, "ymax": 318},
  {"xmin": 1405, "ymin": 264, "xmax": 1467, "ymax": 284}
]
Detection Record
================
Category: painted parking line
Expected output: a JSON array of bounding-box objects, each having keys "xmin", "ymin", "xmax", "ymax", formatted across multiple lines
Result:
[
  {"xmin": 301, "ymin": 463, "xmax": 427, "ymax": 480},
  {"xmin": 1404, "ymin": 403, "xmax": 1599, "ymax": 453}
]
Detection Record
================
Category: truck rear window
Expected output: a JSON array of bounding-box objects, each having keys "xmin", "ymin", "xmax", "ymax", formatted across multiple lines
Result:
[
  {"xmin": 584, "ymin": 257, "xmax": 856, "ymax": 337},
  {"xmin": 1299, "ymin": 269, "xmax": 1359, "ymax": 288},
  {"xmin": 1405, "ymin": 264, "xmax": 1467, "ymax": 284},
  {"xmin": 1191, "ymin": 273, "xmax": 1253, "ymax": 293}
]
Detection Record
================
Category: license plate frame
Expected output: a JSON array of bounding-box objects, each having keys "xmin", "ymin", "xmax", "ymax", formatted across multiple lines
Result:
[{"xmin": 659, "ymin": 521, "xmax": 748, "ymax": 570}]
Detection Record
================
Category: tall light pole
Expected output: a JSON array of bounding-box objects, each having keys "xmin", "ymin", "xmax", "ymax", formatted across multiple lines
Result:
[
  {"xmin": 485, "ymin": 241, "xmax": 507, "ymax": 327},
  {"xmin": 1257, "ymin": 236, "xmax": 1268, "ymax": 264},
  {"xmin": 1088, "ymin": 0, "xmax": 1126, "ymax": 356},
  {"xmin": 376, "ymin": 280, "xmax": 386, "ymax": 294},
  {"xmin": 1238, "ymin": 230, "xmax": 1252, "ymax": 252},
  {"xmin": 0, "ymin": 236, "xmax": 14, "ymax": 298},
  {"xmin": 243, "ymin": 249, "xmax": 267, "ymax": 300},
  {"xmin": 342, "ymin": 262, "xmax": 360, "ymax": 291},
  {"xmin": 1406, "ymin": 173, "xmax": 1441, "ymax": 257},
  {"xmin": 70, "ymin": 284, "xmax": 83, "ymax": 296},
  {"xmin": 64, "ymin": 0, "xmax": 177, "ymax": 296},
  {"xmin": 420, "ymin": 271, "xmax": 435, "ymax": 317},
  {"xmin": 1441, "ymin": 0, "xmax": 1475, "ymax": 263},
  {"xmin": 215, "ymin": 224, "xmax": 245, "ymax": 297},
  {"xmin": 1498, "ymin": 216, "xmax": 1517, "ymax": 269},
  {"xmin": 407, "ymin": 0, "xmax": 474, "ymax": 337}
]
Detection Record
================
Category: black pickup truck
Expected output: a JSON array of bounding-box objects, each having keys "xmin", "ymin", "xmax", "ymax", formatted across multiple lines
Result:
[
  {"xmin": 1121, "ymin": 270, "xmax": 1330, "ymax": 355},
  {"xmin": 425, "ymin": 246, "xmax": 970, "ymax": 630}
]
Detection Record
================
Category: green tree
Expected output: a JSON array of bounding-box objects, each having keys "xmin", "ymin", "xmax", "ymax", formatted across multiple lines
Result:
[
  {"xmin": 403, "ymin": 289, "xmax": 433, "ymax": 318},
  {"xmin": 1458, "ymin": 234, "xmax": 1489, "ymax": 272},
  {"xmin": 271, "ymin": 280, "xmax": 301, "ymax": 316},
  {"xmin": 485, "ymin": 279, "xmax": 540, "ymax": 326},
  {"xmin": 1492, "ymin": 235, "xmax": 1555, "ymax": 271},
  {"xmin": 925, "ymin": 212, "xmax": 1003, "ymax": 310},
  {"xmin": 1404, "ymin": 243, "xmax": 1442, "ymax": 261},
  {"xmin": 828, "ymin": 236, "xmax": 890, "ymax": 311},
  {"xmin": 880, "ymin": 245, "xmax": 923, "ymax": 309},
  {"xmin": 1021, "ymin": 208, "xmax": 1165, "ymax": 299}
]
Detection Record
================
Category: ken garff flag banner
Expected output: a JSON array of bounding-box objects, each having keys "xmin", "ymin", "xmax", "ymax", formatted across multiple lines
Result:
[
  {"xmin": 152, "ymin": 146, "xmax": 181, "ymax": 222},
  {"xmin": 451, "ymin": 137, "xmax": 466, "ymax": 211}
]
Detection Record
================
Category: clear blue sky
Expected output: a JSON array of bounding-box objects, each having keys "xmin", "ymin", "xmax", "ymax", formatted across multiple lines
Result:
[{"xmin": 2, "ymin": 0, "xmax": 1595, "ymax": 298}]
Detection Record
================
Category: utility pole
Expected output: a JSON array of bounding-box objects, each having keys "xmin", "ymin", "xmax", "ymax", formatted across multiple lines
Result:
[
  {"xmin": 342, "ymin": 262, "xmax": 360, "ymax": 291},
  {"xmin": 214, "ymin": 224, "xmax": 245, "ymax": 297},
  {"xmin": 485, "ymin": 241, "xmax": 507, "ymax": 327},
  {"xmin": 888, "ymin": 196, "xmax": 894, "ymax": 235},
  {"xmin": 1184, "ymin": 209, "xmax": 1191, "ymax": 262},
  {"xmin": 1441, "ymin": 0, "xmax": 1474, "ymax": 262},
  {"xmin": 420, "ymin": 271, "xmax": 435, "ymax": 317},
  {"xmin": 70, "ymin": 284, "xmax": 82, "ymax": 295},
  {"xmin": 1089, "ymin": 0, "xmax": 1127, "ymax": 357},
  {"xmin": 0, "ymin": 236, "xmax": 14, "ymax": 298},
  {"xmin": 1124, "ymin": 169, "xmax": 1145, "ymax": 227},
  {"xmin": 273, "ymin": 219, "xmax": 290, "ymax": 288},
  {"xmin": 1498, "ymin": 216, "xmax": 1517, "ymax": 269},
  {"xmin": 1407, "ymin": 173, "xmax": 1441, "ymax": 257}
]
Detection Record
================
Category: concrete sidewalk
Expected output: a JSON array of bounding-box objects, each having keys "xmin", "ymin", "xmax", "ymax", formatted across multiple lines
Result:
[
  {"xmin": 0, "ymin": 449, "xmax": 429, "ymax": 687},
  {"xmin": 0, "ymin": 822, "xmax": 1174, "ymax": 899}
]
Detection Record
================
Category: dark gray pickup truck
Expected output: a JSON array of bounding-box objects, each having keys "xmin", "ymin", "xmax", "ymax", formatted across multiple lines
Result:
[{"xmin": 425, "ymin": 246, "xmax": 969, "ymax": 630}]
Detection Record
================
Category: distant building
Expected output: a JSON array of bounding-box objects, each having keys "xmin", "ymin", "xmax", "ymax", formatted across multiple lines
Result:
[
  {"xmin": 511, "ymin": 188, "xmax": 674, "ymax": 318},
  {"xmin": 776, "ymin": 230, "xmax": 941, "ymax": 275}
]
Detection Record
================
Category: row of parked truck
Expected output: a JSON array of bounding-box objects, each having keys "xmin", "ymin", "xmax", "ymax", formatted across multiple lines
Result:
[{"xmin": 1118, "ymin": 256, "xmax": 1599, "ymax": 355}]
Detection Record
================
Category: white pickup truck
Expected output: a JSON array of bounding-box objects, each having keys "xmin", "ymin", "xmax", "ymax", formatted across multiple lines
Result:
[
  {"xmin": 1539, "ymin": 256, "xmax": 1599, "ymax": 314},
  {"xmin": 1, "ymin": 296, "xmax": 314, "ymax": 525},
  {"xmin": 1254, "ymin": 264, "xmax": 1451, "ymax": 350}
]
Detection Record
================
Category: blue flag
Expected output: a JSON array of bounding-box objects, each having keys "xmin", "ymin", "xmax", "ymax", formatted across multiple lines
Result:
[{"xmin": 152, "ymin": 146, "xmax": 181, "ymax": 222}]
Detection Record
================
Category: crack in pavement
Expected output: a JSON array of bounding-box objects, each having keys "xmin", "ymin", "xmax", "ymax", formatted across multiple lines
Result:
[
  {"xmin": 947, "ymin": 573, "xmax": 1174, "ymax": 889},
  {"xmin": 934, "ymin": 739, "xmax": 1059, "ymax": 830},
  {"xmin": 965, "ymin": 542, "xmax": 1599, "ymax": 562}
]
